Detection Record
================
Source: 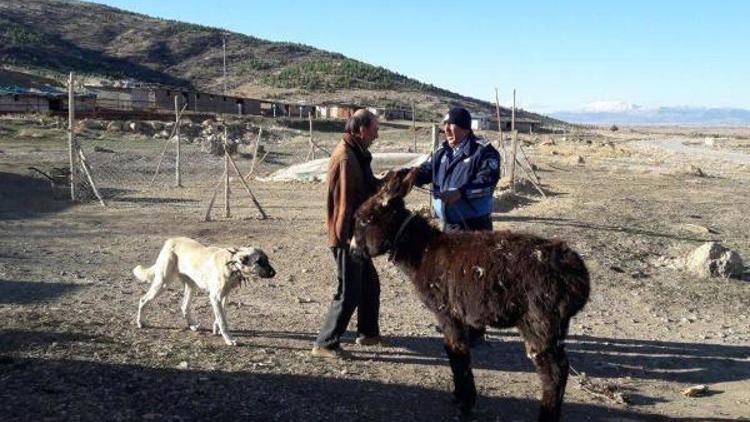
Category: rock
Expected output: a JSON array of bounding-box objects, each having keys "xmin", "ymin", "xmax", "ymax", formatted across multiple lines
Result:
[
  {"xmin": 154, "ymin": 130, "xmax": 171, "ymax": 139},
  {"xmin": 201, "ymin": 135, "xmax": 236, "ymax": 156},
  {"xmin": 673, "ymin": 164, "xmax": 705, "ymax": 177},
  {"xmin": 681, "ymin": 384, "xmax": 709, "ymax": 397},
  {"xmin": 80, "ymin": 119, "xmax": 105, "ymax": 130},
  {"xmin": 575, "ymin": 155, "xmax": 585, "ymax": 164},
  {"xmin": 93, "ymin": 146, "xmax": 115, "ymax": 153},
  {"xmin": 176, "ymin": 361, "xmax": 188, "ymax": 369},
  {"xmin": 149, "ymin": 121, "xmax": 165, "ymax": 132},
  {"xmin": 685, "ymin": 242, "xmax": 744, "ymax": 279},
  {"xmin": 106, "ymin": 121, "xmax": 123, "ymax": 132}
]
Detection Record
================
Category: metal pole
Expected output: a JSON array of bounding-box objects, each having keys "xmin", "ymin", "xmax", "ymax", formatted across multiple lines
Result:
[
  {"xmin": 222, "ymin": 36, "xmax": 227, "ymax": 95},
  {"xmin": 175, "ymin": 96, "xmax": 182, "ymax": 187},
  {"xmin": 68, "ymin": 72, "xmax": 77, "ymax": 201}
]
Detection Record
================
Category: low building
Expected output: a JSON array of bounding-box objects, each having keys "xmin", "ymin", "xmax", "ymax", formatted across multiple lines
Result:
[
  {"xmin": 0, "ymin": 91, "xmax": 50, "ymax": 113},
  {"xmin": 316, "ymin": 103, "xmax": 360, "ymax": 119},
  {"xmin": 88, "ymin": 85, "xmax": 263, "ymax": 116},
  {"xmin": 470, "ymin": 111, "xmax": 496, "ymax": 131},
  {"xmin": 370, "ymin": 107, "xmax": 413, "ymax": 121},
  {"xmin": 0, "ymin": 88, "xmax": 95, "ymax": 113},
  {"xmin": 500, "ymin": 117, "xmax": 540, "ymax": 134}
]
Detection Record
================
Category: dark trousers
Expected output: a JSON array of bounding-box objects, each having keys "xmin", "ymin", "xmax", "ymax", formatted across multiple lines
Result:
[
  {"xmin": 316, "ymin": 246, "xmax": 380, "ymax": 348},
  {"xmin": 442, "ymin": 214, "xmax": 493, "ymax": 232},
  {"xmin": 443, "ymin": 214, "xmax": 492, "ymax": 342}
]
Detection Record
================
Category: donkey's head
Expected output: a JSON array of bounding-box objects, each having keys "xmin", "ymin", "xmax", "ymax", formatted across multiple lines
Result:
[{"xmin": 351, "ymin": 168, "xmax": 417, "ymax": 258}]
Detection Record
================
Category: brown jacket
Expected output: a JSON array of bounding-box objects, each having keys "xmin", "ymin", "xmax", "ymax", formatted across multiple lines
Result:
[{"xmin": 327, "ymin": 134, "xmax": 378, "ymax": 247}]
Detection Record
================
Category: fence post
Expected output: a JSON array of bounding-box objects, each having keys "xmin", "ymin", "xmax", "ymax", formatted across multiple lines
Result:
[
  {"xmin": 175, "ymin": 96, "xmax": 182, "ymax": 187},
  {"xmin": 224, "ymin": 126, "xmax": 231, "ymax": 218},
  {"xmin": 68, "ymin": 72, "xmax": 77, "ymax": 201},
  {"xmin": 509, "ymin": 89, "xmax": 518, "ymax": 193},
  {"xmin": 412, "ymin": 102, "xmax": 417, "ymax": 152},
  {"xmin": 494, "ymin": 87, "xmax": 506, "ymax": 177},
  {"xmin": 430, "ymin": 124, "xmax": 439, "ymax": 217}
]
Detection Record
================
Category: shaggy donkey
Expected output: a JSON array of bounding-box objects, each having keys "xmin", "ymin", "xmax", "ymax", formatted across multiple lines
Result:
[{"xmin": 351, "ymin": 170, "xmax": 590, "ymax": 421}]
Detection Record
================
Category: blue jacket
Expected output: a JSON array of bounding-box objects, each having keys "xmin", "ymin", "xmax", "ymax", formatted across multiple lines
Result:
[{"xmin": 415, "ymin": 134, "xmax": 501, "ymax": 224}]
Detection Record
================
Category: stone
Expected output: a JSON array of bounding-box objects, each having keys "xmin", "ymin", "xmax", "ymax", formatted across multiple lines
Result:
[
  {"xmin": 106, "ymin": 120, "xmax": 123, "ymax": 132},
  {"xmin": 685, "ymin": 242, "xmax": 744, "ymax": 279}
]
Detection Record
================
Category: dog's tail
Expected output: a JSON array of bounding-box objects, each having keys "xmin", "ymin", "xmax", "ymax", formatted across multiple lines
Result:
[{"xmin": 132, "ymin": 264, "xmax": 155, "ymax": 283}]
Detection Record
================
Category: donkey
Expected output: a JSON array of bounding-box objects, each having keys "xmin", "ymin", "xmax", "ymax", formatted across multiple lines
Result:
[{"xmin": 351, "ymin": 169, "xmax": 590, "ymax": 421}]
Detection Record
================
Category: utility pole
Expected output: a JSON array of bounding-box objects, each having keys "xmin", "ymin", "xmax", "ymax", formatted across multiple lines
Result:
[{"xmin": 222, "ymin": 36, "xmax": 227, "ymax": 95}]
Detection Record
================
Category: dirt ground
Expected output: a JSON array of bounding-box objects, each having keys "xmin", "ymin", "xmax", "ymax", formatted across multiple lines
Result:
[{"xmin": 1, "ymin": 116, "xmax": 749, "ymax": 421}]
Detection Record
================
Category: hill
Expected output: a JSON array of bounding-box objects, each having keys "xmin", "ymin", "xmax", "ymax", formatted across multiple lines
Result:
[{"xmin": 0, "ymin": 0, "xmax": 562, "ymax": 124}]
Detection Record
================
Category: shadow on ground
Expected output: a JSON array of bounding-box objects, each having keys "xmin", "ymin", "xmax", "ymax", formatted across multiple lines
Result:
[
  {"xmin": 0, "ymin": 279, "xmax": 81, "ymax": 305},
  {"xmin": 0, "ymin": 172, "xmax": 72, "ymax": 220},
  {"xmin": 236, "ymin": 330, "xmax": 750, "ymax": 386},
  {"xmin": 0, "ymin": 350, "xmax": 738, "ymax": 421}
]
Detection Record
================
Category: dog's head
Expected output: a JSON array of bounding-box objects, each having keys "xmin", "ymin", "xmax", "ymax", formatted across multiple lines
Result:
[{"xmin": 232, "ymin": 248, "xmax": 276, "ymax": 279}]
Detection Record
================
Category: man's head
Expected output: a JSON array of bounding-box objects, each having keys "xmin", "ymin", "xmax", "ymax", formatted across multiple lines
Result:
[
  {"xmin": 442, "ymin": 107, "xmax": 472, "ymax": 148},
  {"xmin": 345, "ymin": 109, "xmax": 379, "ymax": 148}
]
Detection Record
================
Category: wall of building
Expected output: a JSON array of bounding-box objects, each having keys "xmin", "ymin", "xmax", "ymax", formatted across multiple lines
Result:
[{"xmin": 0, "ymin": 94, "xmax": 49, "ymax": 113}]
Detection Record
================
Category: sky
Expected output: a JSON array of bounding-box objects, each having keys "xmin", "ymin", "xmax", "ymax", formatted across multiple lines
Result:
[{"xmin": 92, "ymin": 0, "xmax": 750, "ymax": 113}]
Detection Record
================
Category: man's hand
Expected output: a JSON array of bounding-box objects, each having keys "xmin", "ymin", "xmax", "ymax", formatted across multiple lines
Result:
[{"xmin": 440, "ymin": 190, "xmax": 461, "ymax": 206}]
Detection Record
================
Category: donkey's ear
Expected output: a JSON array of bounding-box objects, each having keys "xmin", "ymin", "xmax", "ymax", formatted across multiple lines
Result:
[
  {"xmin": 399, "ymin": 167, "xmax": 418, "ymax": 197},
  {"xmin": 380, "ymin": 168, "xmax": 415, "ymax": 205}
]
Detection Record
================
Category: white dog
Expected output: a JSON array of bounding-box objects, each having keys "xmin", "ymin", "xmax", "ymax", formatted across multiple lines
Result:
[{"xmin": 133, "ymin": 237, "xmax": 276, "ymax": 346}]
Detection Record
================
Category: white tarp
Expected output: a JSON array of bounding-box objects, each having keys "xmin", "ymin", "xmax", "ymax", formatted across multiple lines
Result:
[{"xmin": 260, "ymin": 152, "xmax": 429, "ymax": 183}]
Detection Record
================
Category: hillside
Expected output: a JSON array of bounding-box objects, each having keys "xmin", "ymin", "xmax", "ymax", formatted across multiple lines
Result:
[{"xmin": 0, "ymin": 0, "xmax": 561, "ymax": 124}]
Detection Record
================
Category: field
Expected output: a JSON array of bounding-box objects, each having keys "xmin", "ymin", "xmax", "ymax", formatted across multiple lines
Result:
[{"xmin": 1, "ymin": 116, "xmax": 749, "ymax": 421}]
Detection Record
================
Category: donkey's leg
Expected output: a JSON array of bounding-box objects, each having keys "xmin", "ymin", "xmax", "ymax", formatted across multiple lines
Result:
[
  {"xmin": 438, "ymin": 315, "xmax": 476, "ymax": 414},
  {"xmin": 518, "ymin": 319, "xmax": 569, "ymax": 422}
]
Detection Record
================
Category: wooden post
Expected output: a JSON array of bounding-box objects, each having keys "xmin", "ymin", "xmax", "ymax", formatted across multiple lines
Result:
[
  {"xmin": 224, "ymin": 126, "xmax": 230, "ymax": 218},
  {"xmin": 150, "ymin": 103, "xmax": 187, "ymax": 186},
  {"xmin": 509, "ymin": 130, "xmax": 518, "ymax": 193},
  {"xmin": 77, "ymin": 148, "xmax": 107, "ymax": 207},
  {"xmin": 412, "ymin": 102, "xmax": 417, "ymax": 152},
  {"xmin": 494, "ymin": 87, "xmax": 506, "ymax": 176},
  {"xmin": 203, "ymin": 168, "xmax": 226, "ymax": 222},
  {"xmin": 226, "ymin": 153, "xmax": 268, "ymax": 220},
  {"xmin": 68, "ymin": 72, "xmax": 77, "ymax": 201},
  {"xmin": 512, "ymin": 88, "xmax": 516, "ymax": 132},
  {"xmin": 249, "ymin": 128, "xmax": 263, "ymax": 176},
  {"xmin": 175, "ymin": 96, "xmax": 182, "ymax": 187},
  {"xmin": 430, "ymin": 124, "xmax": 439, "ymax": 217},
  {"xmin": 308, "ymin": 111, "xmax": 314, "ymax": 160}
]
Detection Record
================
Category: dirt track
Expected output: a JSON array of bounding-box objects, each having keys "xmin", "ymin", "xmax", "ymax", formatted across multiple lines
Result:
[{"xmin": 1, "ymin": 119, "xmax": 749, "ymax": 421}]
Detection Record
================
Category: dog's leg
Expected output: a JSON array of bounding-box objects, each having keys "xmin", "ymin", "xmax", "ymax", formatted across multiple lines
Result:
[
  {"xmin": 210, "ymin": 294, "xmax": 236, "ymax": 346},
  {"xmin": 137, "ymin": 276, "xmax": 167, "ymax": 329},
  {"xmin": 136, "ymin": 249, "xmax": 174, "ymax": 329},
  {"xmin": 180, "ymin": 282, "xmax": 199, "ymax": 331}
]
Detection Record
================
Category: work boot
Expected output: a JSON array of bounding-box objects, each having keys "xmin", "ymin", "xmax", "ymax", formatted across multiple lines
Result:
[
  {"xmin": 311, "ymin": 345, "xmax": 351, "ymax": 360},
  {"xmin": 355, "ymin": 335, "xmax": 385, "ymax": 346}
]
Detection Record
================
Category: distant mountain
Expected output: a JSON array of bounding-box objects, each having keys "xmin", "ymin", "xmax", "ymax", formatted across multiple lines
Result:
[
  {"xmin": 550, "ymin": 106, "xmax": 750, "ymax": 126},
  {"xmin": 0, "ymin": 0, "xmax": 563, "ymax": 125}
]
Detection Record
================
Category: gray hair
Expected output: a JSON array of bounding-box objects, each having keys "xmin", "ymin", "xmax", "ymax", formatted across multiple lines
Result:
[{"xmin": 345, "ymin": 109, "xmax": 376, "ymax": 135}]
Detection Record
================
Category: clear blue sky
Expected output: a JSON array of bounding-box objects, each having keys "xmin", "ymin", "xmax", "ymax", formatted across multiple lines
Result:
[{"xmin": 93, "ymin": 0, "xmax": 750, "ymax": 112}]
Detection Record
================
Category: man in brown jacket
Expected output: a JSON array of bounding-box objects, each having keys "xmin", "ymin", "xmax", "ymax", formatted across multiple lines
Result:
[{"xmin": 312, "ymin": 109, "xmax": 383, "ymax": 359}]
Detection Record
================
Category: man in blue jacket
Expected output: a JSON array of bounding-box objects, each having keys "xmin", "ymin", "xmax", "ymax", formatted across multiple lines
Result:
[
  {"xmin": 411, "ymin": 107, "xmax": 501, "ymax": 231},
  {"xmin": 407, "ymin": 107, "xmax": 501, "ymax": 345}
]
